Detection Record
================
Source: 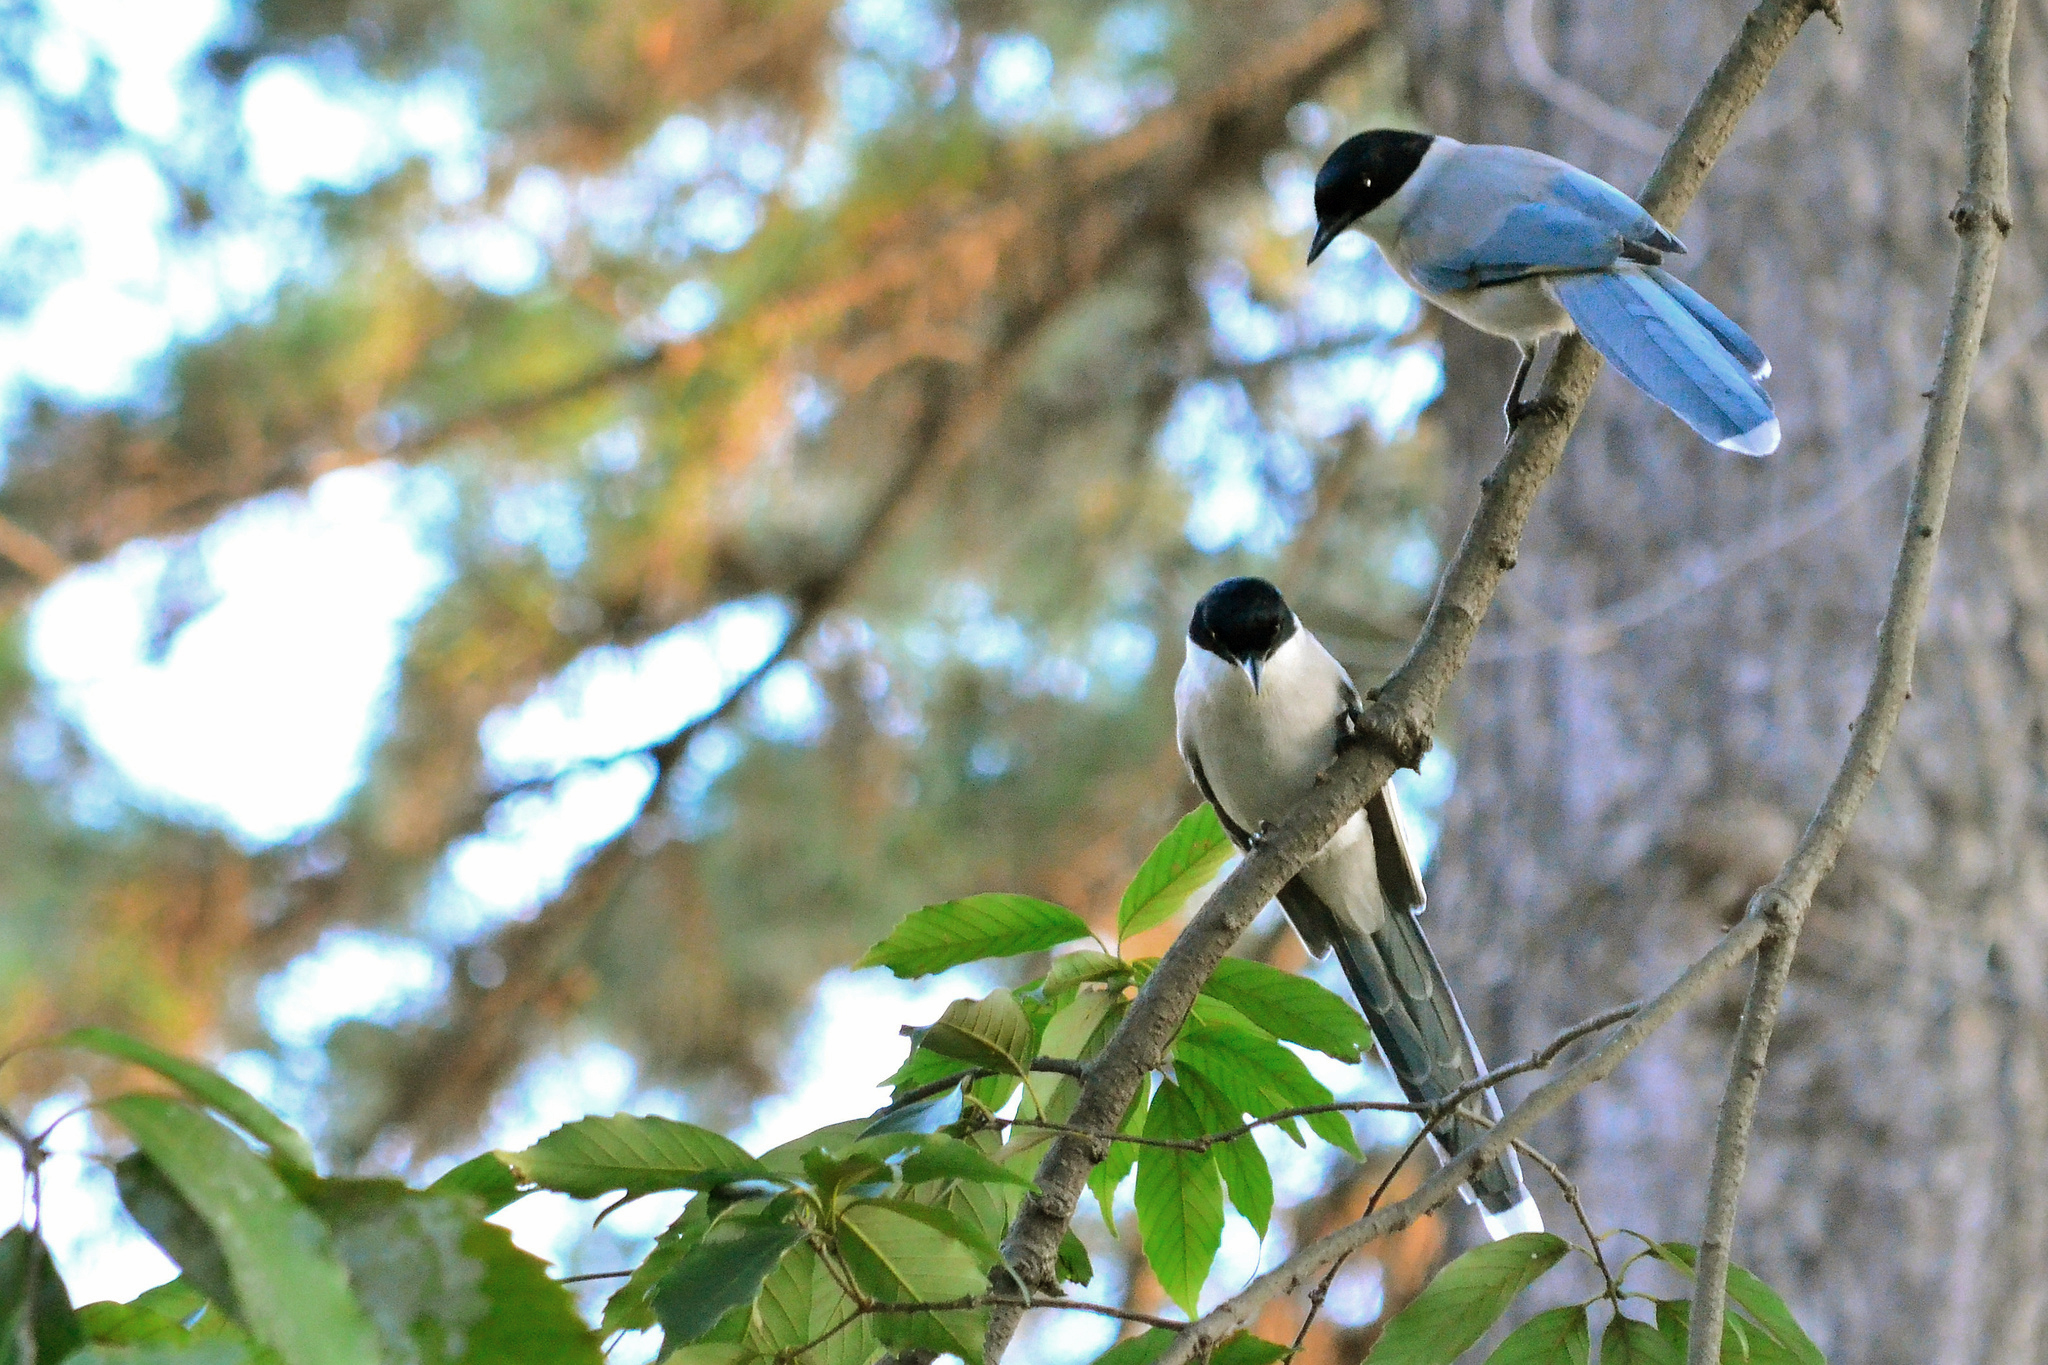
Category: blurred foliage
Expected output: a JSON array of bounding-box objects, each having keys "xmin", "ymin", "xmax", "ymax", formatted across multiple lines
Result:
[{"xmin": 0, "ymin": 0, "xmax": 1446, "ymax": 1244}]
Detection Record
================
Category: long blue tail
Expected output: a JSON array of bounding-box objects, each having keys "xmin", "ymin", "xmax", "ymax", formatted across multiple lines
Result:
[{"xmin": 1552, "ymin": 264, "xmax": 1779, "ymax": 455}]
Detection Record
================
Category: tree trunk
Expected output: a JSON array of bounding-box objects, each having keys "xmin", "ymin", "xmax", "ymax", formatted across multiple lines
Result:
[{"xmin": 1398, "ymin": 0, "xmax": 2048, "ymax": 1357}]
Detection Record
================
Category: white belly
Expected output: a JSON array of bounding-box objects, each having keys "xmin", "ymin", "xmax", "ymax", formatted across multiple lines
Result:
[{"xmin": 1428, "ymin": 275, "xmax": 1574, "ymax": 344}]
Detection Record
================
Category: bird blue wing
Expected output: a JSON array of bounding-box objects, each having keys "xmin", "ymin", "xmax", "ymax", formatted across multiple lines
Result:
[{"xmin": 1406, "ymin": 151, "xmax": 1683, "ymax": 294}]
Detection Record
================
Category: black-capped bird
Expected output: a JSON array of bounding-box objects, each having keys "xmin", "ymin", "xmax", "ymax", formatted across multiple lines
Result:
[
  {"xmin": 1307, "ymin": 128, "xmax": 1778, "ymax": 455},
  {"xmin": 1174, "ymin": 576, "xmax": 1540, "ymax": 1238}
]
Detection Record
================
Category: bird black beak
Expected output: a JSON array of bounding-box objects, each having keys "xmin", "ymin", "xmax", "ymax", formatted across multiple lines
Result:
[
  {"xmin": 1306, "ymin": 217, "xmax": 1346, "ymax": 265},
  {"xmin": 1239, "ymin": 658, "xmax": 1262, "ymax": 693}
]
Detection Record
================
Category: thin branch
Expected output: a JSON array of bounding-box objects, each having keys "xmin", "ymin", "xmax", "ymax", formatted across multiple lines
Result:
[
  {"xmin": 1513, "ymin": 1139, "xmax": 1619, "ymax": 1304},
  {"xmin": 1684, "ymin": 0, "xmax": 2016, "ymax": 1358}
]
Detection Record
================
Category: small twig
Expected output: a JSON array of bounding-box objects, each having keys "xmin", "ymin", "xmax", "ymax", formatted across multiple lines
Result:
[
  {"xmin": 556, "ymin": 1269, "xmax": 634, "ymax": 1284},
  {"xmin": 1513, "ymin": 1139, "xmax": 1619, "ymax": 1304},
  {"xmin": 1289, "ymin": 1251, "xmax": 1353, "ymax": 1358}
]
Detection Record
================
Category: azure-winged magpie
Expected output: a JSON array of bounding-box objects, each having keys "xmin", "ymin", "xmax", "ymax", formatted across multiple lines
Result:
[
  {"xmin": 1174, "ymin": 576, "xmax": 1541, "ymax": 1238},
  {"xmin": 1308, "ymin": 129, "xmax": 1778, "ymax": 455}
]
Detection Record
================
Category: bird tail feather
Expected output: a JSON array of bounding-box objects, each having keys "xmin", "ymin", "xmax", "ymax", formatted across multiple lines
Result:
[
  {"xmin": 1312, "ymin": 894, "xmax": 1540, "ymax": 1234},
  {"xmin": 1552, "ymin": 263, "xmax": 1779, "ymax": 455}
]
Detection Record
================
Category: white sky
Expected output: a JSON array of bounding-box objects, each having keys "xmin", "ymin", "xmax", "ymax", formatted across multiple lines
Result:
[{"xmin": 0, "ymin": 0, "xmax": 1451, "ymax": 1340}]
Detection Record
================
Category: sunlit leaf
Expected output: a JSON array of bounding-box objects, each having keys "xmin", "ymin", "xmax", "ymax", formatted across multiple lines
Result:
[
  {"xmin": 1199, "ymin": 958, "xmax": 1373, "ymax": 1062},
  {"xmin": 500, "ymin": 1114, "xmax": 772, "ymax": 1198},
  {"xmin": 1365, "ymin": 1232, "xmax": 1571, "ymax": 1364},
  {"xmin": 1484, "ymin": 1304, "xmax": 1591, "ymax": 1365},
  {"xmin": 1119, "ymin": 805, "xmax": 1235, "ymax": 941},
  {"xmin": 856, "ymin": 894, "xmax": 1093, "ymax": 977},
  {"xmin": 1177, "ymin": 1063, "xmax": 1272, "ymax": 1238},
  {"xmin": 106, "ymin": 1095, "xmax": 381, "ymax": 1365},
  {"xmin": 1041, "ymin": 950, "xmax": 1129, "ymax": 999},
  {"xmin": 1173, "ymin": 1022, "xmax": 1359, "ymax": 1156},
  {"xmin": 1656, "ymin": 1297, "xmax": 1768, "ymax": 1364},
  {"xmin": 838, "ymin": 1201, "xmax": 988, "ymax": 1363},
  {"xmin": 1135, "ymin": 1079, "xmax": 1223, "ymax": 1316},
  {"xmin": 749, "ymin": 1242, "xmax": 876, "ymax": 1365},
  {"xmin": 1090, "ymin": 1329, "xmax": 1288, "ymax": 1365},
  {"xmin": 920, "ymin": 990, "xmax": 1034, "ymax": 1077},
  {"xmin": 426, "ymin": 1153, "xmax": 523, "ymax": 1214},
  {"xmin": 1089, "ymin": 1079, "xmax": 1149, "ymax": 1236},
  {"xmin": 58, "ymin": 1027, "xmax": 316, "ymax": 1172}
]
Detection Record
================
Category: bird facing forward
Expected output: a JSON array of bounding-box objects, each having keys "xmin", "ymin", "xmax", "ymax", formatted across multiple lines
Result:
[
  {"xmin": 1174, "ymin": 576, "xmax": 1541, "ymax": 1238},
  {"xmin": 1309, "ymin": 129, "xmax": 1778, "ymax": 456}
]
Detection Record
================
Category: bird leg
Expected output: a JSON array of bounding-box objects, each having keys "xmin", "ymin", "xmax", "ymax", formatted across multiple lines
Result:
[{"xmin": 1502, "ymin": 341, "xmax": 1540, "ymax": 440}]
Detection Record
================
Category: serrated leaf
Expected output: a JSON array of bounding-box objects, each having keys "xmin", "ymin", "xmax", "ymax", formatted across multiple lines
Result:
[
  {"xmin": 1603, "ymin": 1314, "xmax": 1685, "ymax": 1365},
  {"xmin": 921, "ymin": 991, "xmax": 1033, "ymax": 1077},
  {"xmin": 1200, "ymin": 959, "xmax": 1374, "ymax": 1062},
  {"xmin": 1176, "ymin": 1064, "xmax": 1273, "ymax": 1238},
  {"xmin": 1484, "ymin": 1304, "xmax": 1591, "ymax": 1365},
  {"xmin": 900, "ymin": 1135, "xmax": 1038, "ymax": 1190},
  {"xmin": 1174, "ymin": 1023, "xmax": 1358, "ymax": 1155},
  {"xmin": 1120, "ymin": 806, "xmax": 1235, "ymax": 941},
  {"xmin": 1135, "ymin": 1079, "xmax": 1223, "ymax": 1317},
  {"xmin": 1090, "ymin": 1079, "xmax": 1150, "ymax": 1237},
  {"xmin": 106, "ymin": 1095, "xmax": 381, "ymax": 1365},
  {"xmin": 0, "ymin": 1226, "xmax": 84, "ymax": 1365},
  {"xmin": 838, "ymin": 1202, "xmax": 988, "ymax": 1364},
  {"xmin": 58, "ymin": 1028, "xmax": 317, "ymax": 1172},
  {"xmin": 856, "ymin": 894, "xmax": 1092, "ymax": 977},
  {"xmin": 301, "ymin": 1177, "xmax": 601, "ymax": 1365},
  {"xmin": 1656, "ymin": 1297, "xmax": 1769, "ymax": 1364},
  {"xmin": 651, "ymin": 1216, "xmax": 806, "ymax": 1346},
  {"xmin": 601, "ymin": 1220, "xmax": 704, "ymax": 1335},
  {"xmin": 1652, "ymin": 1244, "xmax": 1825, "ymax": 1365},
  {"xmin": 427, "ymin": 1153, "xmax": 523, "ymax": 1214},
  {"xmin": 500, "ymin": 1114, "xmax": 772, "ymax": 1198},
  {"xmin": 1365, "ymin": 1232, "xmax": 1570, "ymax": 1364},
  {"xmin": 748, "ymin": 1242, "xmax": 875, "ymax": 1365},
  {"xmin": 1042, "ymin": 950, "xmax": 1129, "ymax": 998}
]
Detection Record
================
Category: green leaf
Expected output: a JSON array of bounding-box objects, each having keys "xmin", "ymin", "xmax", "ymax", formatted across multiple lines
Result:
[
  {"xmin": 601, "ymin": 1219, "xmax": 704, "ymax": 1335},
  {"xmin": 1364, "ymin": 1232, "xmax": 1571, "ymax": 1364},
  {"xmin": 300, "ymin": 1178, "xmax": 601, "ymax": 1365},
  {"xmin": 1042, "ymin": 950, "xmax": 1129, "ymax": 998},
  {"xmin": 1656, "ymin": 1298, "xmax": 1769, "ymax": 1364},
  {"xmin": 0, "ymin": 1226, "xmax": 84, "ymax": 1365},
  {"xmin": 115, "ymin": 1155, "xmax": 241, "ymax": 1315},
  {"xmin": 426, "ymin": 1153, "xmax": 524, "ymax": 1214},
  {"xmin": 1200, "ymin": 959, "xmax": 1374, "ymax": 1063},
  {"xmin": 1603, "ymin": 1314, "xmax": 1686, "ymax": 1365},
  {"xmin": 856, "ymin": 894, "xmax": 1093, "ymax": 977},
  {"xmin": 748, "ymin": 1241, "xmax": 876, "ymax": 1365},
  {"xmin": 900, "ymin": 1134, "xmax": 1038, "ymax": 1190},
  {"xmin": 1056, "ymin": 1230, "xmax": 1095, "ymax": 1288},
  {"xmin": 1089, "ymin": 1079, "xmax": 1149, "ymax": 1236},
  {"xmin": 855, "ymin": 1196, "xmax": 1003, "ymax": 1269},
  {"xmin": 1039, "ymin": 991, "xmax": 1117, "ymax": 1061},
  {"xmin": 499, "ymin": 1114, "xmax": 772, "ymax": 1199},
  {"xmin": 61, "ymin": 1347, "xmax": 253, "ymax": 1365},
  {"xmin": 105, "ymin": 1094, "xmax": 382, "ymax": 1365},
  {"xmin": 1174, "ymin": 1023, "xmax": 1359, "ymax": 1156},
  {"xmin": 1653, "ymin": 1245, "xmax": 1825, "ymax": 1365},
  {"xmin": 660, "ymin": 1349, "xmax": 762, "ymax": 1365},
  {"xmin": 838, "ymin": 1201, "xmax": 988, "ymax": 1364},
  {"xmin": 74, "ymin": 1280, "xmax": 245, "ymax": 1348},
  {"xmin": 58, "ymin": 1027, "xmax": 317, "ymax": 1172},
  {"xmin": 1177, "ymin": 1064, "xmax": 1273, "ymax": 1238},
  {"xmin": 1135, "ymin": 1079, "xmax": 1224, "ymax": 1317},
  {"xmin": 1484, "ymin": 1304, "xmax": 1591, "ymax": 1365},
  {"xmin": 920, "ymin": 990, "xmax": 1034, "ymax": 1077},
  {"xmin": 1090, "ymin": 1330, "xmax": 1285, "ymax": 1365},
  {"xmin": 836, "ymin": 1200, "xmax": 989, "ymax": 1300},
  {"xmin": 1119, "ymin": 805, "xmax": 1235, "ymax": 941},
  {"xmin": 651, "ymin": 1216, "xmax": 807, "ymax": 1345}
]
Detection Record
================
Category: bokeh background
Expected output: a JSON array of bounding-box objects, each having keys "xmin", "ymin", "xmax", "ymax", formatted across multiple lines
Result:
[{"xmin": 0, "ymin": 0, "xmax": 2043, "ymax": 1361}]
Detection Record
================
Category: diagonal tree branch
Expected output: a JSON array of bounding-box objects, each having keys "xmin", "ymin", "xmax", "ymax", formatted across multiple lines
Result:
[
  {"xmin": 1685, "ymin": 0, "xmax": 2017, "ymax": 1357},
  {"xmin": 980, "ymin": 0, "xmax": 1835, "ymax": 1357}
]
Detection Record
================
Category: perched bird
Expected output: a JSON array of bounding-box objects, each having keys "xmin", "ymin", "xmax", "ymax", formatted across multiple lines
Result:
[
  {"xmin": 1174, "ymin": 577, "xmax": 1541, "ymax": 1239},
  {"xmin": 1308, "ymin": 129, "xmax": 1778, "ymax": 456}
]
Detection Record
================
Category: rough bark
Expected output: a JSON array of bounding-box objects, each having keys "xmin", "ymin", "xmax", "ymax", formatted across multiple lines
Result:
[{"xmin": 1402, "ymin": 0, "xmax": 2047, "ymax": 1359}]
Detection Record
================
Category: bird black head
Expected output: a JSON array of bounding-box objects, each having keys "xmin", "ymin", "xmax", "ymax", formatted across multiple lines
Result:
[
  {"xmin": 1189, "ymin": 577, "xmax": 1297, "ymax": 691},
  {"xmin": 1308, "ymin": 129, "xmax": 1435, "ymax": 264}
]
